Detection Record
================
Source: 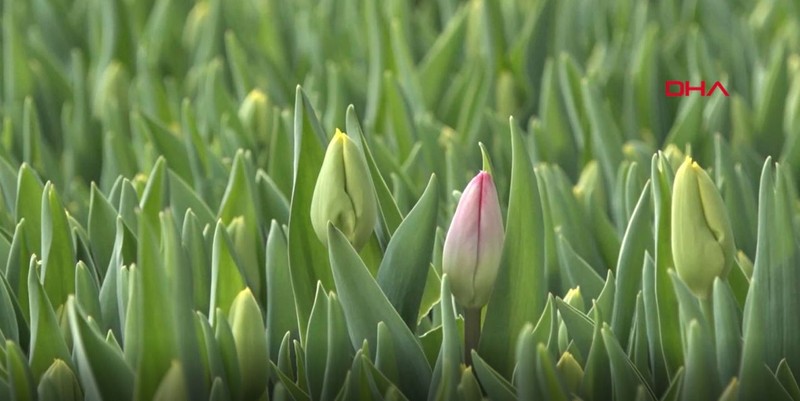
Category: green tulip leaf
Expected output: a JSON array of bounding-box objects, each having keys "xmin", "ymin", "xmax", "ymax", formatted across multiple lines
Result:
[
  {"xmin": 68, "ymin": 298, "xmax": 134, "ymax": 401},
  {"xmin": 209, "ymin": 221, "xmax": 247, "ymax": 323},
  {"xmin": 40, "ymin": 183, "xmax": 76, "ymax": 309},
  {"xmin": 327, "ymin": 223, "xmax": 431, "ymax": 400},
  {"xmin": 6, "ymin": 340, "xmax": 35, "ymax": 401},
  {"xmin": 28, "ymin": 262, "xmax": 72, "ymax": 382},
  {"xmin": 266, "ymin": 221, "xmax": 298, "ymax": 360},
  {"xmin": 712, "ymin": 278, "xmax": 742, "ymax": 385},
  {"xmin": 305, "ymin": 283, "xmax": 330, "ymax": 400},
  {"xmin": 377, "ymin": 174, "xmax": 438, "ymax": 329},
  {"xmin": 428, "ymin": 275, "xmax": 461, "ymax": 401},
  {"xmin": 288, "ymin": 86, "xmax": 332, "ymax": 339},
  {"xmin": 470, "ymin": 350, "xmax": 517, "ymax": 401},
  {"xmin": 611, "ymin": 182, "xmax": 651, "ymax": 348},
  {"xmin": 480, "ymin": 118, "xmax": 547, "ymax": 377},
  {"xmin": 556, "ymin": 298, "xmax": 594, "ymax": 358}
]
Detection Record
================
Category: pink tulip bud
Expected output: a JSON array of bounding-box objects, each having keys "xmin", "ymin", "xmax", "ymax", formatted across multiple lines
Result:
[{"xmin": 442, "ymin": 171, "xmax": 505, "ymax": 309}]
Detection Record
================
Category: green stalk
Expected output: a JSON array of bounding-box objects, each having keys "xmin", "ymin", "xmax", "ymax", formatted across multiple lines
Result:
[{"xmin": 465, "ymin": 307, "xmax": 481, "ymax": 366}]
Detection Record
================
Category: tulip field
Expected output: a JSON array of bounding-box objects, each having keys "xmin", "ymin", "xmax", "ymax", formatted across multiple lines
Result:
[{"xmin": 2, "ymin": 0, "xmax": 800, "ymax": 400}]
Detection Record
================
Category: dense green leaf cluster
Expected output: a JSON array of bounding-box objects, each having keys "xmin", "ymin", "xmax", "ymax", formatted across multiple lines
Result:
[{"xmin": 1, "ymin": 0, "xmax": 800, "ymax": 400}]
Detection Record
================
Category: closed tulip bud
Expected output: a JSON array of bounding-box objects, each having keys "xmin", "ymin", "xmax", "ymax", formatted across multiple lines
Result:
[
  {"xmin": 564, "ymin": 287, "xmax": 585, "ymax": 312},
  {"xmin": 92, "ymin": 61, "xmax": 129, "ymax": 121},
  {"xmin": 574, "ymin": 161, "xmax": 606, "ymax": 212},
  {"xmin": 671, "ymin": 157, "xmax": 735, "ymax": 299},
  {"xmin": 238, "ymin": 90, "xmax": 271, "ymax": 150},
  {"xmin": 229, "ymin": 288, "xmax": 269, "ymax": 400},
  {"xmin": 37, "ymin": 359, "xmax": 82, "ymax": 401},
  {"xmin": 132, "ymin": 173, "xmax": 148, "ymax": 197},
  {"xmin": 442, "ymin": 171, "xmax": 505, "ymax": 309},
  {"xmin": 556, "ymin": 352, "xmax": 584, "ymax": 394},
  {"xmin": 183, "ymin": 2, "xmax": 210, "ymax": 50},
  {"xmin": 311, "ymin": 129, "xmax": 377, "ymax": 251},
  {"xmin": 238, "ymin": 90, "xmax": 270, "ymax": 134}
]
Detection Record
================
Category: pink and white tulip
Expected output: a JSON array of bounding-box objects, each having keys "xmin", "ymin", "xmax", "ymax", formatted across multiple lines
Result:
[{"xmin": 442, "ymin": 171, "xmax": 505, "ymax": 309}]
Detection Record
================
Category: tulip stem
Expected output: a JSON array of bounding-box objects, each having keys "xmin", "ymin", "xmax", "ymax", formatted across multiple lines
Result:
[
  {"xmin": 701, "ymin": 296, "xmax": 715, "ymax": 338},
  {"xmin": 464, "ymin": 307, "xmax": 481, "ymax": 366}
]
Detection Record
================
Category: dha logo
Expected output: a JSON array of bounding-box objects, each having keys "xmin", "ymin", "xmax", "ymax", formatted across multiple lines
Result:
[{"xmin": 665, "ymin": 81, "xmax": 729, "ymax": 97}]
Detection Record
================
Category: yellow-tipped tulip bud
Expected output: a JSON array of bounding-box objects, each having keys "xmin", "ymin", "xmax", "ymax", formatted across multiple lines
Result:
[
  {"xmin": 310, "ymin": 129, "xmax": 378, "ymax": 251},
  {"xmin": 556, "ymin": 352, "xmax": 584, "ymax": 394},
  {"xmin": 37, "ymin": 359, "xmax": 82, "ymax": 401},
  {"xmin": 564, "ymin": 287, "xmax": 585, "ymax": 313},
  {"xmin": 442, "ymin": 171, "xmax": 505, "ymax": 309},
  {"xmin": 671, "ymin": 157, "xmax": 735, "ymax": 299},
  {"xmin": 574, "ymin": 161, "xmax": 606, "ymax": 212},
  {"xmin": 238, "ymin": 89, "xmax": 272, "ymax": 155},
  {"xmin": 238, "ymin": 90, "xmax": 270, "ymax": 136},
  {"xmin": 229, "ymin": 288, "xmax": 269, "ymax": 400}
]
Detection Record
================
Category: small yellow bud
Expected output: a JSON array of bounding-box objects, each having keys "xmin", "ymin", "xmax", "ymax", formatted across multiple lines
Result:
[{"xmin": 564, "ymin": 287, "xmax": 585, "ymax": 312}]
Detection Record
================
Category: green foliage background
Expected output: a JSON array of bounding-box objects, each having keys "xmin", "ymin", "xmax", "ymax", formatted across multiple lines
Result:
[{"xmin": 0, "ymin": 0, "xmax": 799, "ymax": 400}]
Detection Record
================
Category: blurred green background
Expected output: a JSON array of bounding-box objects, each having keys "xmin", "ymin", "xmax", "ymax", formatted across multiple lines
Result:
[
  {"xmin": 2, "ymin": 0, "xmax": 799, "ymax": 213},
  {"xmin": 1, "ymin": 1, "xmax": 800, "ymax": 400}
]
